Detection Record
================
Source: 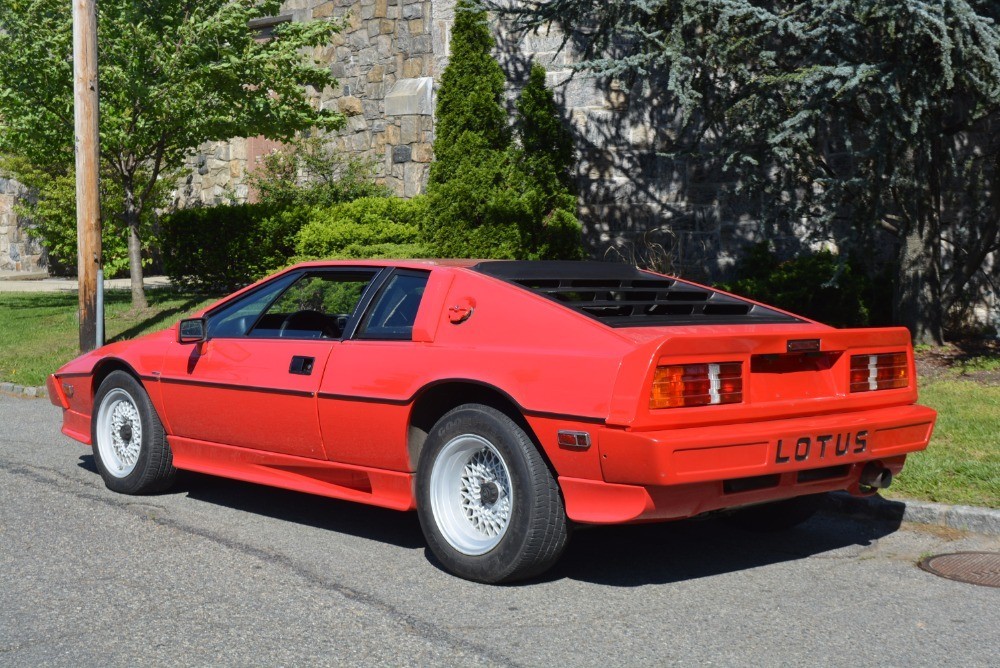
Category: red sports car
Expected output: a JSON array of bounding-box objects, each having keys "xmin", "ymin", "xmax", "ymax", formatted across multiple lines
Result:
[{"xmin": 49, "ymin": 260, "xmax": 936, "ymax": 582}]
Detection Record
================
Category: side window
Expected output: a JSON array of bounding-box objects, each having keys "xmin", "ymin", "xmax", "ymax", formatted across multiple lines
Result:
[
  {"xmin": 357, "ymin": 271, "xmax": 429, "ymax": 340},
  {"xmin": 248, "ymin": 271, "xmax": 376, "ymax": 339},
  {"xmin": 206, "ymin": 272, "xmax": 298, "ymax": 339}
]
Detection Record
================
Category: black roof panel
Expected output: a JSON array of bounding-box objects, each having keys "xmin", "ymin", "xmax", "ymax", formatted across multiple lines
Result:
[{"xmin": 471, "ymin": 261, "xmax": 802, "ymax": 327}]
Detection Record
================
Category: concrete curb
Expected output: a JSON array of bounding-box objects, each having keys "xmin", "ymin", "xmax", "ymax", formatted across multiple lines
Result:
[
  {"xmin": 0, "ymin": 383, "xmax": 47, "ymax": 400},
  {"xmin": 825, "ymin": 491, "xmax": 1000, "ymax": 536}
]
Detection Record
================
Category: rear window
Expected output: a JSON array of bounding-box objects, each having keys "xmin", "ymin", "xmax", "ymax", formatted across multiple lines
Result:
[{"xmin": 472, "ymin": 261, "xmax": 800, "ymax": 327}]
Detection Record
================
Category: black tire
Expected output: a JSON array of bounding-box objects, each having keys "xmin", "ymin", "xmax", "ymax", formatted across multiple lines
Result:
[
  {"xmin": 416, "ymin": 404, "xmax": 569, "ymax": 584},
  {"xmin": 91, "ymin": 370, "xmax": 176, "ymax": 495},
  {"xmin": 725, "ymin": 493, "xmax": 825, "ymax": 532}
]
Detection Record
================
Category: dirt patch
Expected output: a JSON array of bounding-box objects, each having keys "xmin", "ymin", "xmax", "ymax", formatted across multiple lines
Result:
[{"xmin": 915, "ymin": 341, "xmax": 1000, "ymax": 386}]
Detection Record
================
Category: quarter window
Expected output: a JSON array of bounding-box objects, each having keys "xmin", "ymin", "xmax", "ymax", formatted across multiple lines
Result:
[{"xmin": 357, "ymin": 271, "xmax": 429, "ymax": 340}]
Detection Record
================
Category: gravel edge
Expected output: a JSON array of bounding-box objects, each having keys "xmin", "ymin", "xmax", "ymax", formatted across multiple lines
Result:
[{"xmin": 4, "ymin": 385, "xmax": 996, "ymax": 536}]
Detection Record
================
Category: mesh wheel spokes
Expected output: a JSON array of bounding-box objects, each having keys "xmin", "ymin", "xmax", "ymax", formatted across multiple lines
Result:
[
  {"xmin": 96, "ymin": 388, "xmax": 143, "ymax": 478},
  {"xmin": 110, "ymin": 400, "xmax": 142, "ymax": 468},
  {"xmin": 459, "ymin": 448, "xmax": 512, "ymax": 537},
  {"xmin": 430, "ymin": 434, "xmax": 515, "ymax": 556}
]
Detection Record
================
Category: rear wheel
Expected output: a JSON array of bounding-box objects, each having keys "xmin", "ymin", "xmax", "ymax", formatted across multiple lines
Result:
[
  {"xmin": 92, "ymin": 370, "xmax": 176, "ymax": 495},
  {"xmin": 416, "ymin": 404, "xmax": 568, "ymax": 584},
  {"xmin": 726, "ymin": 493, "xmax": 825, "ymax": 532}
]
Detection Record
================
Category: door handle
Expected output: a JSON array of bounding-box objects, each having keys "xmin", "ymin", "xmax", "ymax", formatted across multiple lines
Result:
[{"xmin": 289, "ymin": 356, "xmax": 315, "ymax": 375}]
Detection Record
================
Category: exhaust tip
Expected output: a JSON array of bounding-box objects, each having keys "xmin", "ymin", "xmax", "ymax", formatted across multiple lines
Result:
[{"xmin": 859, "ymin": 462, "xmax": 893, "ymax": 489}]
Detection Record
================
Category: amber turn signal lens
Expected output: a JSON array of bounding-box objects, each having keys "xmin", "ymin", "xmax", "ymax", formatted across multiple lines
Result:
[
  {"xmin": 850, "ymin": 352, "xmax": 908, "ymax": 392},
  {"xmin": 650, "ymin": 362, "xmax": 743, "ymax": 409}
]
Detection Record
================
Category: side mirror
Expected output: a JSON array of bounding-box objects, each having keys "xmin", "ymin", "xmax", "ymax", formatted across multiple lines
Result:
[{"xmin": 177, "ymin": 317, "xmax": 207, "ymax": 344}]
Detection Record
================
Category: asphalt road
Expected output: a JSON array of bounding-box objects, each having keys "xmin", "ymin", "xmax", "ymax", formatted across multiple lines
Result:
[{"xmin": 2, "ymin": 394, "xmax": 998, "ymax": 667}]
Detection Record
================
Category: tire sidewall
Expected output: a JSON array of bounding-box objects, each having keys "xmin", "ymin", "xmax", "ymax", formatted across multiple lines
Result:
[
  {"xmin": 91, "ymin": 370, "xmax": 162, "ymax": 495},
  {"xmin": 416, "ymin": 405, "xmax": 543, "ymax": 583}
]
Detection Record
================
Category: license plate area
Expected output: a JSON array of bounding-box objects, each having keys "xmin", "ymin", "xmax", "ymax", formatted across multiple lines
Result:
[{"xmin": 774, "ymin": 429, "xmax": 870, "ymax": 465}]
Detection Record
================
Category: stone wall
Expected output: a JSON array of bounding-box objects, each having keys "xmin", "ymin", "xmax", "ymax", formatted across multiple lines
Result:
[
  {"xmin": 0, "ymin": 176, "xmax": 46, "ymax": 274},
  {"xmin": 174, "ymin": 0, "xmax": 818, "ymax": 284},
  {"xmin": 177, "ymin": 0, "xmax": 441, "ymax": 208}
]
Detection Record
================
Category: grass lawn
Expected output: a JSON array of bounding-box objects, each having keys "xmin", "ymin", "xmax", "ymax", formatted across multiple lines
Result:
[
  {"xmin": 886, "ymin": 379, "xmax": 1000, "ymax": 509},
  {"xmin": 0, "ymin": 289, "xmax": 218, "ymax": 387},
  {"xmin": 1, "ymin": 292, "xmax": 997, "ymax": 508}
]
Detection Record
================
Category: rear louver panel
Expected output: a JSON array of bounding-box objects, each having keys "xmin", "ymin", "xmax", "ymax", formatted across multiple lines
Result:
[
  {"xmin": 510, "ymin": 276, "xmax": 798, "ymax": 327},
  {"xmin": 471, "ymin": 261, "xmax": 801, "ymax": 327}
]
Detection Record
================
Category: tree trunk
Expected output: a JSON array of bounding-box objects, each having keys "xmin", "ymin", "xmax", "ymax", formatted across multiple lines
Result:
[
  {"xmin": 123, "ymin": 182, "xmax": 148, "ymax": 310},
  {"xmin": 896, "ymin": 222, "xmax": 944, "ymax": 346}
]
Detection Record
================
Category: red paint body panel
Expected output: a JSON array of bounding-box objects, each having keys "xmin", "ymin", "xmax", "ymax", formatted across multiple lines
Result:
[
  {"xmin": 598, "ymin": 404, "xmax": 935, "ymax": 486},
  {"xmin": 158, "ymin": 338, "xmax": 333, "ymax": 458},
  {"xmin": 49, "ymin": 259, "xmax": 937, "ymax": 528},
  {"xmin": 169, "ymin": 436, "xmax": 414, "ymax": 510},
  {"xmin": 561, "ymin": 455, "xmax": 912, "ymax": 524}
]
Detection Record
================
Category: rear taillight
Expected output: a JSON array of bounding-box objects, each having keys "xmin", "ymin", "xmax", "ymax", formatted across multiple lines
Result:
[
  {"xmin": 850, "ymin": 352, "xmax": 908, "ymax": 392},
  {"xmin": 650, "ymin": 362, "xmax": 743, "ymax": 409}
]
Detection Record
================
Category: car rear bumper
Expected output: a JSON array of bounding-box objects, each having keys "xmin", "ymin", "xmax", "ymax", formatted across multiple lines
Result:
[{"xmin": 559, "ymin": 404, "xmax": 936, "ymax": 524}]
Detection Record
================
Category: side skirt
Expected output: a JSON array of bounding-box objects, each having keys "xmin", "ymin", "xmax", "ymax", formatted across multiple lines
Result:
[{"xmin": 168, "ymin": 436, "xmax": 415, "ymax": 511}]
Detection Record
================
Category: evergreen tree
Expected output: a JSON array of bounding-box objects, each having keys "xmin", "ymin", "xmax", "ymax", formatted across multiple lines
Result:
[
  {"xmin": 517, "ymin": 62, "xmax": 575, "ymax": 191},
  {"xmin": 426, "ymin": 0, "xmax": 581, "ymax": 259},
  {"xmin": 432, "ymin": 0, "xmax": 510, "ymax": 159},
  {"xmin": 503, "ymin": 0, "xmax": 1000, "ymax": 343},
  {"xmin": 512, "ymin": 62, "xmax": 581, "ymax": 259}
]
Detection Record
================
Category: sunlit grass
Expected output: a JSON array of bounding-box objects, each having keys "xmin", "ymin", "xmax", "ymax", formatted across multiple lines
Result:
[
  {"xmin": 886, "ymin": 380, "xmax": 999, "ymax": 508},
  {"xmin": 0, "ymin": 290, "xmax": 217, "ymax": 386}
]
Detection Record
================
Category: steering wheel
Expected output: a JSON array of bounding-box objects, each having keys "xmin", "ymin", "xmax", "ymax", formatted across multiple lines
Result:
[{"xmin": 279, "ymin": 310, "xmax": 338, "ymax": 338}]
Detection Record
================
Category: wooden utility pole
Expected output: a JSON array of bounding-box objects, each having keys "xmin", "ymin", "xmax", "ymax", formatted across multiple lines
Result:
[{"xmin": 73, "ymin": 0, "xmax": 102, "ymax": 352}]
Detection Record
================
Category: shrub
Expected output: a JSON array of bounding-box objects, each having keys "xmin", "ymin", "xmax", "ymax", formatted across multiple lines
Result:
[
  {"xmin": 719, "ymin": 243, "xmax": 885, "ymax": 328},
  {"xmin": 161, "ymin": 203, "xmax": 310, "ymax": 291},
  {"xmin": 294, "ymin": 196, "xmax": 431, "ymax": 261},
  {"xmin": 425, "ymin": 0, "xmax": 582, "ymax": 260},
  {"xmin": 246, "ymin": 136, "xmax": 389, "ymax": 208}
]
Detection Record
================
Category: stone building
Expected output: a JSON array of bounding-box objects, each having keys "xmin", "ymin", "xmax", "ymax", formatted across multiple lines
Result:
[
  {"xmin": 0, "ymin": 0, "xmax": 813, "ymax": 281},
  {"xmin": 177, "ymin": 0, "xmax": 789, "ymax": 283},
  {"xmin": 5, "ymin": 0, "xmax": 991, "ymax": 307}
]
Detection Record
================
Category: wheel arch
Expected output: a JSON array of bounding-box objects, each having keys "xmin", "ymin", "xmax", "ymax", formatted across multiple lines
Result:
[
  {"xmin": 91, "ymin": 358, "xmax": 143, "ymax": 398},
  {"xmin": 406, "ymin": 380, "xmax": 555, "ymax": 475}
]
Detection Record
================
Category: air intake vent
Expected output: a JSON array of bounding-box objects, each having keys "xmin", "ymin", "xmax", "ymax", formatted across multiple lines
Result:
[{"xmin": 472, "ymin": 261, "xmax": 801, "ymax": 327}]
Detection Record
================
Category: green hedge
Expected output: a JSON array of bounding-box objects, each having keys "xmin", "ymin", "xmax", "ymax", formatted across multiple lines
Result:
[
  {"xmin": 719, "ymin": 243, "xmax": 892, "ymax": 328},
  {"xmin": 162, "ymin": 196, "xmax": 432, "ymax": 291},
  {"xmin": 294, "ymin": 196, "xmax": 431, "ymax": 261},
  {"xmin": 161, "ymin": 203, "xmax": 310, "ymax": 291}
]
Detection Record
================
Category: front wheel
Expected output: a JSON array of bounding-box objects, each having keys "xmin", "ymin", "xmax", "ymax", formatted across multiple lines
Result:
[
  {"xmin": 416, "ymin": 404, "xmax": 568, "ymax": 584},
  {"xmin": 92, "ymin": 370, "xmax": 176, "ymax": 495}
]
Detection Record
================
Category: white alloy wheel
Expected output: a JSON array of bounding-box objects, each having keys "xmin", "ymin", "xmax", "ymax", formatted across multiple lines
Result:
[
  {"xmin": 95, "ymin": 387, "xmax": 143, "ymax": 478},
  {"xmin": 429, "ymin": 434, "xmax": 514, "ymax": 556}
]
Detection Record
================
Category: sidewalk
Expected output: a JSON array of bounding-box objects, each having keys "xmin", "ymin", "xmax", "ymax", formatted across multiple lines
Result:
[{"xmin": 0, "ymin": 272, "xmax": 171, "ymax": 292}]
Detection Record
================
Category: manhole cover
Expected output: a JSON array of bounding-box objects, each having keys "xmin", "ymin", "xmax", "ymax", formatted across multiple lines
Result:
[{"xmin": 918, "ymin": 552, "xmax": 1000, "ymax": 588}]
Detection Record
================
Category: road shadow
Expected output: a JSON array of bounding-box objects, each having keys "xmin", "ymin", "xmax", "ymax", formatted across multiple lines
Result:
[
  {"xmin": 541, "ymin": 511, "xmax": 903, "ymax": 587},
  {"xmin": 173, "ymin": 470, "xmax": 425, "ymax": 550},
  {"xmin": 77, "ymin": 454, "xmax": 424, "ymax": 549},
  {"xmin": 78, "ymin": 453, "xmax": 98, "ymax": 473},
  {"xmin": 77, "ymin": 454, "xmax": 901, "ymax": 585}
]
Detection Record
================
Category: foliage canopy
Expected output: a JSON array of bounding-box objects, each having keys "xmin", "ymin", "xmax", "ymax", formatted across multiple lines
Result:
[
  {"xmin": 0, "ymin": 0, "xmax": 345, "ymax": 306},
  {"xmin": 504, "ymin": 0, "xmax": 1000, "ymax": 342}
]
